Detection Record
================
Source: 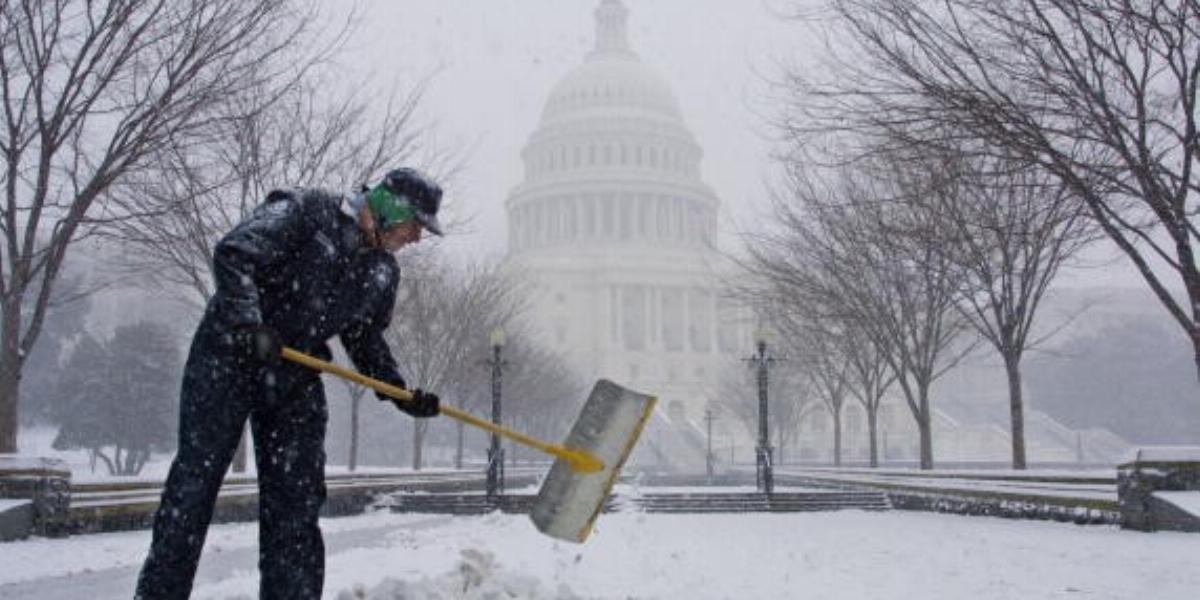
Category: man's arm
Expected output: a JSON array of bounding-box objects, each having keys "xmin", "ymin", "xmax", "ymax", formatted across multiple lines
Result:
[
  {"xmin": 211, "ymin": 190, "xmax": 313, "ymax": 328},
  {"xmin": 340, "ymin": 261, "xmax": 439, "ymax": 418},
  {"xmin": 339, "ymin": 260, "xmax": 401, "ymax": 382}
]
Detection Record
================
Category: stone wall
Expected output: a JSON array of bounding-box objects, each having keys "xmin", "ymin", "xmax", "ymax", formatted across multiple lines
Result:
[
  {"xmin": 0, "ymin": 456, "xmax": 72, "ymax": 539},
  {"xmin": 1117, "ymin": 447, "xmax": 1200, "ymax": 533}
]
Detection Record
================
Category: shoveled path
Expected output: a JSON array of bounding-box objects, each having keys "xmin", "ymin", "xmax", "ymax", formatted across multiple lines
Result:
[{"xmin": 0, "ymin": 513, "xmax": 452, "ymax": 600}]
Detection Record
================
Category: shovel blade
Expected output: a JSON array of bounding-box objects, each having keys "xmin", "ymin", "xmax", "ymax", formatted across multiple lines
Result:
[{"xmin": 530, "ymin": 379, "xmax": 656, "ymax": 543}]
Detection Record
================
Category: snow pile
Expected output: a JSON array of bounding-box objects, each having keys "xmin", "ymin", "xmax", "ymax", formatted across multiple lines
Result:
[
  {"xmin": 334, "ymin": 548, "xmax": 588, "ymax": 600},
  {"xmin": 1154, "ymin": 491, "xmax": 1200, "ymax": 518}
]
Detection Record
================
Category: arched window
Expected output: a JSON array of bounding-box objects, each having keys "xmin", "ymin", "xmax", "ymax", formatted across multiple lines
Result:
[
  {"xmin": 656, "ymin": 197, "xmax": 670, "ymax": 238},
  {"xmin": 601, "ymin": 195, "xmax": 615, "ymax": 236},
  {"xmin": 565, "ymin": 200, "xmax": 578, "ymax": 240},
  {"xmin": 638, "ymin": 196, "xmax": 651, "ymax": 238},
  {"xmin": 583, "ymin": 196, "xmax": 596, "ymax": 237}
]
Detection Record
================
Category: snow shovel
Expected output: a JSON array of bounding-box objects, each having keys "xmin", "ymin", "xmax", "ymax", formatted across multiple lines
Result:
[{"xmin": 280, "ymin": 347, "xmax": 656, "ymax": 543}]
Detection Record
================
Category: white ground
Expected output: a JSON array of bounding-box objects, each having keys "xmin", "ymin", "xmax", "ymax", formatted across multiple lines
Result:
[{"xmin": 1, "ymin": 508, "xmax": 1198, "ymax": 599}]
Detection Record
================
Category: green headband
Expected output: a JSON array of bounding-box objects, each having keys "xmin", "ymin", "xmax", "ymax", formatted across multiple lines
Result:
[{"xmin": 367, "ymin": 185, "xmax": 416, "ymax": 229}]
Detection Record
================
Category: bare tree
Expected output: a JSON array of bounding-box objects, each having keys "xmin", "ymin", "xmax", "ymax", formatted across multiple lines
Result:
[
  {"xmin": 494, "ymin": 338, "xmax": 588, "ymax": 467},
  {"xmin": 385, "ymin": 256, "xmax": 525, "ymax": 470},
  {"xmin": 0, "ymin": 0, "xmax": 320, "ymax": 452},
  {"xmin": 98, "ymin": 52, "xmax": 440, "ymax": 470},
  {"xmin": 792, "ymin": 327, "xmax": 851, "ymax": 466},
  {"xmin": 790, "ymin": 0, "xmax": 1200, "ymax": 384},
  {"xmin": 838, "ymin": 322, "xmax": 894, "ymax": 467},
  {"xmin": 914, "ymin": 152, "xmax": 1096, "ymax": 468},
  {"xmin": 745, "ymin": 160, "xmax": 972, "ymax": 469},
  {"xmin": 102, "ymin": 70, "xmax": 436, "ymax": 307}
]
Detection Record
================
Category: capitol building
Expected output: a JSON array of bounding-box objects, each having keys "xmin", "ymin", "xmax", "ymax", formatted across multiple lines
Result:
[{"xmin": 504, "ymin": 0, "xmax": 751, "ymax": 441}]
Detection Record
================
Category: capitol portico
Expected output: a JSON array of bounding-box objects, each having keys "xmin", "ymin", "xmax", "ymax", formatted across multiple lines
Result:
[{"xmin": 504, "ymin": 0, "xmax": 750, "ymax": 430}]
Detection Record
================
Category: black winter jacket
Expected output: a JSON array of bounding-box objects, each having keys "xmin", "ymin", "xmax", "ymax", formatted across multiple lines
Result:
[{"xmin": 205, "ymin": 187, "xmax": 400, "ymax": 382}]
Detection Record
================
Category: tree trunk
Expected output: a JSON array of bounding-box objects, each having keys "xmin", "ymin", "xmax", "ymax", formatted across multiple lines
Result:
[
  {"xmin": 0, "ymin": 307, "xmax": 24, "ymax": 453},
  {"xmin": 918, "ymin": 389, "xmax": 934, "ymax": 470},
  {"xmin": 918, "ymin": 413, "xmax": 933, "ymax": 470},
  {"xmin": 833, "ymin": 408, "xmax": 843, "ymax": 467},
  {"xmin": 412, "ymin": 420, "xmax": 426, "ymax": 471},
  {"xmin": 95, "ymin": 447, "xmax": 116, "ymax": 475},
  {"xmin": 867, "ymin": 409, "xmax": 879, "ymax": 468},
  {"xmin": 348, "ymin": 395, "xmax": 360, "ymax": 472},
  {"xmin": 1005, "ymin": 355, "xmax": 1027, "ymax": 470},
  {"xmin": 455, "ymin": 421, "xmax": 464, "ymax": 470}
]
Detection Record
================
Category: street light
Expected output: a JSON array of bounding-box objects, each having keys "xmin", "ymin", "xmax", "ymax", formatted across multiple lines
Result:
[
  {"xmin": 486, "ymin": 327, "xmax": 507, "ymax": 499},
  {"xmin": 748, "ymin": 327, "xmax": 776, "ymax": 494},
  {"xmin": 705, "ymin": 406, "xmax": 715, "ymax": 481}
]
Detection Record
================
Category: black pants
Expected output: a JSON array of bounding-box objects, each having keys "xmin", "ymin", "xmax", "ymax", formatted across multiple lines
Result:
[{"xmin": 135, "ymin": 329, "xmax": 328, "ymax": 600}]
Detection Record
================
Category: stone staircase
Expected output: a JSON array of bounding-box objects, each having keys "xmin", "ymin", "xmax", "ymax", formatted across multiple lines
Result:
[
  {"xmin": 384, "ymin": 489, "xmax": 891, "ymax": 515},
  {"xmin": 629, "ymin": 491, "xmax": 891, "ymax": 513}
]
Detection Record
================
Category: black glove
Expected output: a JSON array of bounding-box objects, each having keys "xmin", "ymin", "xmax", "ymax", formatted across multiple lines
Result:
[
  {"xmin": 403, "ymin": 389, "xmax": 440, "ymax": 418},
  {"xmin": 234, "ymin": 325, "xmax": 282, "ymax": 365}
]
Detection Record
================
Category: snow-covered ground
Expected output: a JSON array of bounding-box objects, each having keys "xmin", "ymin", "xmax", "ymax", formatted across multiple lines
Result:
[{"xmin": 1, "ymin": 508, "xmax": 1197, "ymax": 599}]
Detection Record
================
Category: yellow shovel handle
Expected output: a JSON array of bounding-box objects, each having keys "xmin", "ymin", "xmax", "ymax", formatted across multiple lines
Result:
[{"xmin": 280, "ymin": 347, "xmax": 603, "ymax": 473}]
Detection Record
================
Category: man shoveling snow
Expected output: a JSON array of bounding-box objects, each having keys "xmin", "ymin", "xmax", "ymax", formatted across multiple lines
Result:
[{"xmin": 135, "ymin": 169, "xmax": 445, "ymax": 600}]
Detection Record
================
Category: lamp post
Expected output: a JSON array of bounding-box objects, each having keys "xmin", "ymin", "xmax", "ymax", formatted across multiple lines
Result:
[
  {"xmin": 486, "ymin": 327, "xmax": 506, "ymax": 500},
  {"xmin": 749, "ymin": 328, "xmax": 776, "ymax": 494},
  {"xmin": 705, "ymin": 407, "xmax": 715, "ymax": 481}
]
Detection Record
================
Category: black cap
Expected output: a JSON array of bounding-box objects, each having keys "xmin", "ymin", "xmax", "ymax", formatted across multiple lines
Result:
[{"xmin": 381, "ymin": 168, "xmax": 443, "ymax": 236}]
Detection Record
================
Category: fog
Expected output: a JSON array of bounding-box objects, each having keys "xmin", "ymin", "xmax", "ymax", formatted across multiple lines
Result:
[
  {"xmin": 28, "ymin": 0, "xmax": 1200, "ymax": 465},
  {"xmin": 351, "ymin": 0, "xmax": 800, "ymax": 259}
]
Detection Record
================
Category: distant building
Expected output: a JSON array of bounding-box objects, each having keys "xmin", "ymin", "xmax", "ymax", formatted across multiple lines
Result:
[{"xmin": 503, "ymin": 0, "xmax": 752, "ymax": 441}]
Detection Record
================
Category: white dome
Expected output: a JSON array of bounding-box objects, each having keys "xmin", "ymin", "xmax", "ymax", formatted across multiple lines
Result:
[{"xmin": 541, "ymin": 56, "xmax": 683, "ymax": 122}]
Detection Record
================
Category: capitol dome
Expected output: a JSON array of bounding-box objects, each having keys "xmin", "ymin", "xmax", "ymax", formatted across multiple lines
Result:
[
  {"xmin": 541, "ymin": 52, "xmax": 683, "ymax": 123},
  {"xmin": 504, "ymin": 0, "xmax": 748, "ymax": 434}
]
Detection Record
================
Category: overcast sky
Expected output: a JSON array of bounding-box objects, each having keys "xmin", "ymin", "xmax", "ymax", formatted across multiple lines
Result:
[{"xmin": 347, "ymin": 0, "xmax": 805, "ymax": 261}]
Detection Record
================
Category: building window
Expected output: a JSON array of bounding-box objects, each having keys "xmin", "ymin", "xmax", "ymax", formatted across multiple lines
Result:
[
  {"xmin": 602, "ymin": 195, "xmax": 614, "ymax": 236},
  {"xmin": 638, "ymin": 196, "xmax": 651, "ymax": 238},
  {"xmin": 662, "ymin": 199, "xmax": 672, "ymax": 241},
  {"xmin": 661, "ymin": 288, "xmax": 684, "ymax": 352},
  {"xmin": 619, "ymin": 195, "xmax": 633, "ymax": 240},
  {"xmin": 622, "ymin": 286, "xmax": 646, "ymax": 351},
  {"xmin": 565, "ymin": 200, "xmax": 578, "ymax": 240},
  {"xmin": 583, "ymin": 197, "xmax": 596, "ymax": 237}
]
